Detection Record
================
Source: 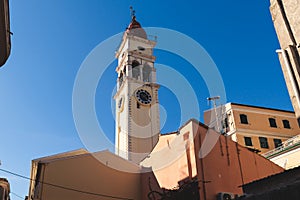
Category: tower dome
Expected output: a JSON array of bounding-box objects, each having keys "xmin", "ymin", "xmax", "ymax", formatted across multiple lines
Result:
[{"xmin": 126, "ymin": 16, "xmax": 147, "ymax": 39}]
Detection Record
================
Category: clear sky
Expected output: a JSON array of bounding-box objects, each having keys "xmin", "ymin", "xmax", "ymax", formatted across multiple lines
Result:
[{"xmin": 0, "ymin": 0, "xmax": 293, "ymax": 199}]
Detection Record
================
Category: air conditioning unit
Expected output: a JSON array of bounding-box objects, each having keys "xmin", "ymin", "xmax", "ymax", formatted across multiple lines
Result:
[{"xmin": 217, "ymin": 192, "xmax": 235, "ymax": 200}]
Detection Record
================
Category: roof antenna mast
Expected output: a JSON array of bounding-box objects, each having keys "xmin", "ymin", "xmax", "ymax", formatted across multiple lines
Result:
[{"xmin": 207, "ymin": 96, "xmax": 221, "ymax": 132}]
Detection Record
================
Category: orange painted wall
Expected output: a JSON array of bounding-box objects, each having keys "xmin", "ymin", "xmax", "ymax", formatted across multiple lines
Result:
[
  {"xmin": 194, "ymin": 122, "xmax": 284, "ymax": 200},
  {"xmin": 141, "ymin": 120, "xmax": 283, "ymax": 200}
]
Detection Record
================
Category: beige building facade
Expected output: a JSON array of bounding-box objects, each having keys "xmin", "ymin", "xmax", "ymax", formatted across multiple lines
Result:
[
  {"xmin": 28, "ymin": 120, "xmax": 283, "ymax": 200},
  {"xmin": 270, "ymin": 0, "xmax": 300, "ymax": 119},
  {"xmin": 28, "ymin": 149, "xmax": 148, "ymax": 200},
  {"xmin": 204, "ymin": 102, "xmax": 300, "ymax": 154}
]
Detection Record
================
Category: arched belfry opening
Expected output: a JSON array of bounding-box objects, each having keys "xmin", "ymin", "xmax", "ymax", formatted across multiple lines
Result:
[
  {"xmin": 132, "ymin": 60, "xmax": 140, "ymax": 80},
  {"xmin": 143, "ymin": 63, "xmax": 152, "ymax": 82}
]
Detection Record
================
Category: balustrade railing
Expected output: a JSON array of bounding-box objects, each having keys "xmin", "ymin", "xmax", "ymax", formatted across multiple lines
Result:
[{"xmin": 263, "ymin": 134, "xmax": 300, "ymax": 158}]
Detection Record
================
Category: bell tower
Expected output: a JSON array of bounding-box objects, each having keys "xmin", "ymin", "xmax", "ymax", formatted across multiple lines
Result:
[{"xmin": 114, "ymin": 9, "xmax": 160, "ymax": 163}]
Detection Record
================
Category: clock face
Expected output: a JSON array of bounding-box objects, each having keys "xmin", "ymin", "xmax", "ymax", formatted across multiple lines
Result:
[{"xmin": 136, "ymin": 89, "xmax": 152, "ymax": 105}]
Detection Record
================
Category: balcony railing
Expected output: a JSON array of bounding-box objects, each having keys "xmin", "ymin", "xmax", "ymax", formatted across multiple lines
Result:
[{"xmin": 263, "ymin": 134, "xmax": 300, "ymax": 158}]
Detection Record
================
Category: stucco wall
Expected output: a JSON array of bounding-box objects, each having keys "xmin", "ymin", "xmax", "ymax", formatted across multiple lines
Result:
[
  {"xmin": 141, "ymin": 120, "xmax": 284, "ymax": 200},
  {"xmin": 30, "ymin": 151, "xmax": 143, "ymax": 200},
  {"xmin": 193, "ymin": 121, "xmax": 284, "ymax": 200}
]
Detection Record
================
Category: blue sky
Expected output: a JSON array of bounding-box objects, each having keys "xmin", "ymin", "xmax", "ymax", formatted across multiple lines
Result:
[{"xmin": 0, "ymin": 0, "xmax": 292, "ymax": 199}]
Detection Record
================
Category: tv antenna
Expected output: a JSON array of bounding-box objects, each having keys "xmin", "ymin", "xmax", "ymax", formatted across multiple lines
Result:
[{"xmin": 207, "ymin": 96, "xmax": 221, "ymax": 132}]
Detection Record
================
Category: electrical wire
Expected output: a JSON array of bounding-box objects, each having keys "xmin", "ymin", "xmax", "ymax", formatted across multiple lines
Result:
[
  {"xmin": 10, "ymin": 191, "xmax": 24, "ymax": 199},
  {"xmin": 0, "ymin": 168, "xmax": 133, "ymax": 200}
]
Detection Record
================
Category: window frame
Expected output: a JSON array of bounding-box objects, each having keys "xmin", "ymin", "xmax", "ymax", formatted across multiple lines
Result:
[
  {"xmin": 222, "ymin": 117, "xmax": 229, "ymax": 129},
  {"xmin": 259, "ymin": 137, "xmax": 269, "ymax": 149},
  {"xmin": 244, "ymin": 136, "xmax": 253, "ymax": 146},
  {"xmin": 268, "ymin": 118, "xmax": 277, "ymax": 128},
  {"xmin": 282, "ymin": 119, "xmax": 291, "ymax": 129},
  {"xmin": 273, "ymin": 138, "xmax": 282, "ymax": 148},
  {"xmin": 240, "ymin": 114, "xmax": 248, "ymax": 124}
]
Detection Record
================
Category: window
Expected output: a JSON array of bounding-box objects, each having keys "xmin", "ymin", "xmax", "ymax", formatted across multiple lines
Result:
[
  {"xmin": 273, "ymin": 139, "xmax": 282, "ymax": 148},
  {"xmin": 244, "ymin": 137, "xmax": 253, "ymax": 146},
  {"xmin": 282, "ymin": 120, "xmax": 291, "ymax": 129},
  {"xmin": 119, "ymin": 72, "xmax": 124, "ymax": 86},
  {"xmin": 240, "ymin": 114, "xmax": 248, "ymax": 124},
  {"xmin": 222, "ymin": 117, "xmax": 229, "ymax": 129},
  {"xmin": 259, "ymin": 137, "xmax": 269, "ymax": 149},
  {"xmin": 183, "ymin": 132, "xmax": 189, "ymax": 141},
  {"xmin": 268, "ymin": 118, "xmax": 277, "ymax": 128}
]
